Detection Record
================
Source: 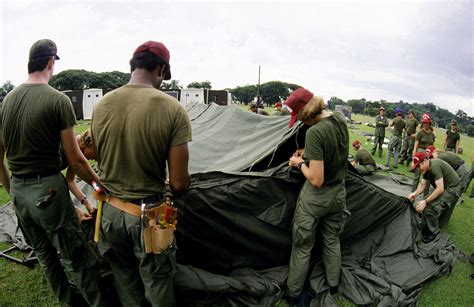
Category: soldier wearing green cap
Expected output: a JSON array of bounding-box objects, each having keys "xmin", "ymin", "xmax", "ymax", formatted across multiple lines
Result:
[
  {"xmin": 371, "ymin": 106, "xmax": 388, "ymax": 157},
  {"xmin": 0, "ymin": 39, "xmax": 107, "ymax": 306},
  {"xmin": 443, "ymin": 119, "xmax": 461, "ymax": 153}
]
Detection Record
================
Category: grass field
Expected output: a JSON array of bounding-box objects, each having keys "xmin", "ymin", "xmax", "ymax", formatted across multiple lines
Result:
[{"xmin": 0, "ymin": 110, "xmax": 473, "ymax": 306}]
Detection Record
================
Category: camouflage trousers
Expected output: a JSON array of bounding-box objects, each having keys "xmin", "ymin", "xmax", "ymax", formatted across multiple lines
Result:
[
  {"xmin": 355, "ymin": 164, "xmax": 375, "ymax": 176},
  {"xmin": 100, "ymin": 203, "xmax": 176, "ymax": 307},
  {"xmin": 385, "ymin": 135, "xmax": 402, "ymax": 167},
  {"xmin": 400, "ymin": 135, "xmax": 415, "ymax": 162},
  {"xmin": 11, "ymin": 174, "xmax": 107, "ymax": 306},
  {"xmin": 421, "ymin": 185, "xmax": 461, "ymax": 237},
  {"xmin": 287, "ymin": 182, "xmax": 347, "ymax": 297},
  {"xmin": 371, "ymin": 135, "xmax": 385, "ymax": 157}
]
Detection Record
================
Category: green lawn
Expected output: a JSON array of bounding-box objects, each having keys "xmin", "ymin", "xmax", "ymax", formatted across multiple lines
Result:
[{"xmin": 0, "ymin": 115, "xmax": 473, "ymax": 306}]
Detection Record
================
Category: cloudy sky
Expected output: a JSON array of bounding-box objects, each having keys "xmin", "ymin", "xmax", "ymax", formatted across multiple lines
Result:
[{"xmin": 1, "ymin": 0, "xmax": 473, "ymax": 115}]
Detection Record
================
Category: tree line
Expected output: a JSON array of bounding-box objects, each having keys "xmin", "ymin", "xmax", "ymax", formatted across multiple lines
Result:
[{"xmin": 1, "ymin": 69, "xmax": 472, "ymax": 136}]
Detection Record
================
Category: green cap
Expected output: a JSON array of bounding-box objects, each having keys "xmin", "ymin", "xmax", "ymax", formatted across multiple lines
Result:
[{"xmin": 29, "ymin": 39, "xmax": 60, "ymax": 60}]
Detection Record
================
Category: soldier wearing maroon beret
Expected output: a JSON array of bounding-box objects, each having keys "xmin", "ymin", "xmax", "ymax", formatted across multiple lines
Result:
[{"xmin": 284, "ymin": 88, "xmax": 349, "ymax": 303}]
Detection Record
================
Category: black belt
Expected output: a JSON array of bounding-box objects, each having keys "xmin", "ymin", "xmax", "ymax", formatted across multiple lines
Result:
[
  {"xmin": 12, "ymin": 169, "xmax": 59, "ymax": 180},
  {"xmin": 129, "ymin": 194, "xmax": 163, "ymax": 205},
  {"xmin": 455, "ymin": 160, "xmax": 465, "ymax": 171}
]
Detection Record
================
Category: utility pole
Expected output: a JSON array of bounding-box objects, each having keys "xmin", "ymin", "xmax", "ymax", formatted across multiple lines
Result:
[{"xmin": 256, "ymin": 65, "xmax": 261, "ymax": 107}]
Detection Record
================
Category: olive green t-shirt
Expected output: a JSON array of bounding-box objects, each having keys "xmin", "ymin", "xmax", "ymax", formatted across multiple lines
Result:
[
  {"xmin": 437, "ymin": 151, "xmax": 464, "ymax": 170},
  {"xmin": 91, "ymin": 85, "xmax": 192, "ymax": 200},
  {"xmin": 354, "ymin": 148, "xmax": 376, "ymax": 166},
  {"xmin": 304, "ymin": 111, "xmax": 349, "ymax": 186},
  {"xmin": 423, "ymin": 159, "xmax": 460, "ymax": 190},
  {"xmin": 0, "ymin": 84, "xmax": 76, "ymax": 175},
  {"xmin": 415, "ymin": 129, "xmax": 435, "ymax": 149},
  {"xmin": 405, "ymin": 118, "xmax": 419, "ymax": 136},
  {"xmin": 391, "ymin": 117, "xmax": 406, "ymax": 137},
  {"xmin": 445, "ymin": 130, "xmax": 460, "ymax": 149}
]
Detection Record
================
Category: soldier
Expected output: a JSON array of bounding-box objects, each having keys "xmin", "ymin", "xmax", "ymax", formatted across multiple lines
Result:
[
  {"xmin": 408, "ymin": 152, "xmax": 461, "ymax": 242},
  {"xmin": 0, "ymin": 39, "xmax": 107, "ymax": 306},
  {"xmin": 443, "ymin": 119, "xmax": 461, "ymax": 153},
  {"xmin": 352, "ymin": 140, "xmax": 376, "ymax": 175},
  {"xmin": 385, "ymin": 108, "xmax": 406, "ymax": 169},
  {"xmin": 92, "ymin": 40, "xmax": 192, "ymax": 306},
  {"xmin": 284, "ymin": 88, "xmax": 349, "ymax": 304},
  {"xmin": 399, "ymin": 111, "xmax": 419, "ymax": 166},
  {"xmin": 426, "ymin": 145, "xmax": 470, "ymax": 193},
  {"xmin": 272, "ymin": 102, "xmax": 290, "ymax": 116},
  {"xmin": 371, "ymin": 106, "xmax": 388, "ymax": 157},
  {"xmin": 249, "ymin": 103, "xmax": 269, "ymax": 115}
]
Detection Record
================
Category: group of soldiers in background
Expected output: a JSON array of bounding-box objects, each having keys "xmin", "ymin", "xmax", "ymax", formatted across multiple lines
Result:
[
  {"xmin": 351, "ymin": 105, "xmax": 472, "ymax": 243},
  {"xmin": 249, "ymin": 101, "xmax": 290, "ymax": 116}
]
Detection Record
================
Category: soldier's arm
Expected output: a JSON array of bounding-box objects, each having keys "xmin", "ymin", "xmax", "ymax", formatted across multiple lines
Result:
[
  {"xmin": 61, "ymin": 127, "xmax": 98, "ymax": 185},
  {"xmin": 455, "ymin": 138, "xmax": 460, "ymax": 153},
  {"xmin": 412, "ymin": 140, "xmax": 419, "ymax": 157},
  {"xmin": 426, "ymin": 178, "xmax": 444, "ymax": 204},
  {"xmin": 442, "ymin": 134, "xmax": 448, "ymax": 150},
  {"xmin": 410, "ymin": 178, "xmax": 428, "ymax": 199},
  {"xmin": 168, "ymin": 143, "xmax": 190, "ymax": 193},
  {"xmin": 304, "ymin": 160, "xmax": 324, "ymax": 188},
  {"xmin": 0, "ymin": 135, "xmax": 10, "ymax": 194}
]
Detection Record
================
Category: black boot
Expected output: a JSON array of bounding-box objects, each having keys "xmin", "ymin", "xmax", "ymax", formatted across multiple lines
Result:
[{"xmin": 283, "ymin": 294, "xmax": 299, "ymax": 307}]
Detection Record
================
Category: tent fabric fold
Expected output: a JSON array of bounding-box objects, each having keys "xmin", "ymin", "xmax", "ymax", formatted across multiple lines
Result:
[{"xmin": 0, "ymin": 102, "xmax": 459, "ymax": 306}]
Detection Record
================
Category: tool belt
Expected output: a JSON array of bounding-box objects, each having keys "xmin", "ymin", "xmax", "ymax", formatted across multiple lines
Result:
[
  {"xmin": 142, "ymin": 204, "xmax": 177, "ymax": 254},
  {"xmin": 92, "ymin": 190, "xmax": 176, "ymax": 254}
]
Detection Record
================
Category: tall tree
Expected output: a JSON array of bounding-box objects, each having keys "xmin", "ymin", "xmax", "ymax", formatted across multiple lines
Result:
[
  {"xmin": 455, "ymin": 109, "xmax": 468, "ymax": 120},
  {"xmin": 97, "ymin": 71, "xmax": 130, "ymax": 89},
  {"xmin": 187, "ymin": 81, "xmax": 212, "ymax": 89},
  {"xmin": 231, "ymin": 85, "xmax": 257, "ymax": 105},
  {"xmin": 50, "ymin": 69, "xmax": 94, "ymax": 90},
  {"xmin": 49, "ymin": 69, "xmax": 130, "ymax": 91},
  {"xmin": 260, "ymin": 81, "xmax": 297, "ymax": 105},
  {"xmin": 0, "ymin": 81, "xmax": 15, "ymax": 96},
  {"xmin": 347, "ymin": 98, "xmax": 366, "ymax": 114},
  {"xmin": 327, "ymin": 97, "xmax": 346, "ymax": 111}
]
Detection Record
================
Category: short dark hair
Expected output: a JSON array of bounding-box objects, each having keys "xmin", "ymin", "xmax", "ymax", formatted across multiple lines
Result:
[
  {"xmin": 130, "ymin": 51, "xmax": 168, "ymax": 73},
  {"xmin": 28, "ymin": 56, "xmax": 51, "ymax": 73}
]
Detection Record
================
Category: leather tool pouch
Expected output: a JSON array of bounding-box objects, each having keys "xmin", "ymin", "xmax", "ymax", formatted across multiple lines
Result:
[{"xmin": 143, "ymin": 204, "xmax": 176, "ymax": 254}]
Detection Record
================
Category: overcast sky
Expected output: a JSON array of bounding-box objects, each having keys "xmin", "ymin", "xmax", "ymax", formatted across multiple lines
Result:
[{"xmin": 1, "ymin": 0, "xmax": 473, "ymax": 116}]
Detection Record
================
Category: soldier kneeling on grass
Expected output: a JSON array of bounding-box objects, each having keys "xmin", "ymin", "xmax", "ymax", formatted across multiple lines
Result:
[
  {"xmin": 407, "ymin": 152, "xmax": 461, "ymax": 243},
  {"xmin": 351, "ymin": 140, "xmax": 376, "ymax": 176}
]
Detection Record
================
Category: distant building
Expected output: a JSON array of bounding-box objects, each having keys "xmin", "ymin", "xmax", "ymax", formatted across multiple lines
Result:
[
  {"xmin": 163, "ymin": 89, "xmax": 232, "ymax": 107},
  {"xmin": 63, "ymin": 88, "xmax": 103, "ymax": 120}
]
